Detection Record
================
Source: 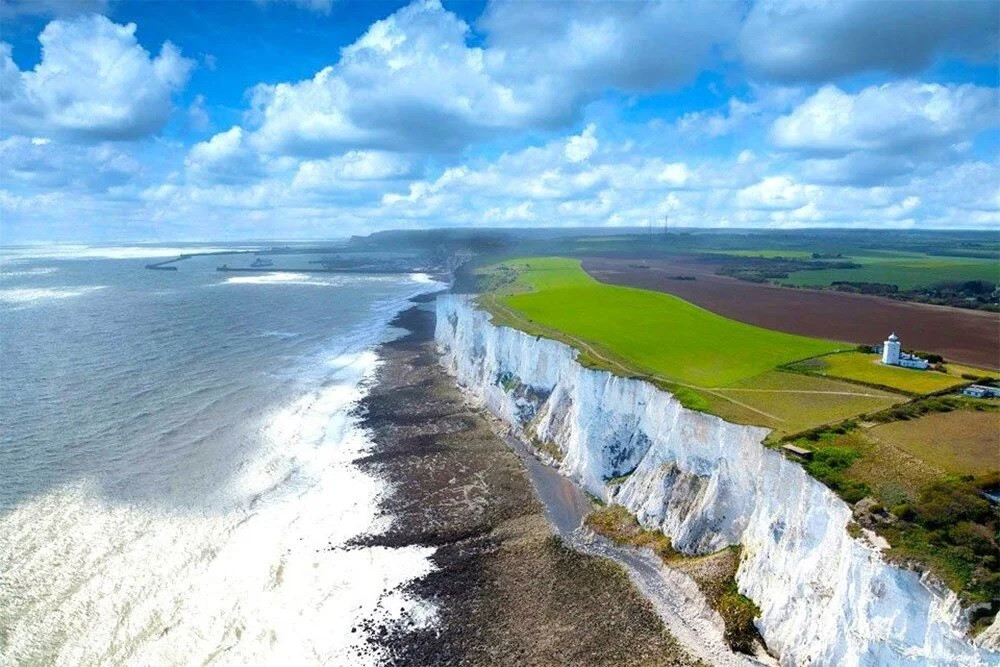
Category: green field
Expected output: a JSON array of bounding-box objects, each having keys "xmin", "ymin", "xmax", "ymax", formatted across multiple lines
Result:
[
  {"xmin": 869, "ymin": 410, "xmax": 1000, "ymax": 476},
  {"xmin": 496, "ymin": 258, "xmax": 845, "ymax": 387},
  {"xmin": 790, "ymin": 352, "xmax": 967, "ymax": 394},
  {"xmin": 784, "ymin": 252, "xmax": 999, "ymax": 290},
  {"xmin": 481, "ymin": 256, "xmax": 999, "ymax": 608},
  {"xmin": 787, "ymin": 417, "xmax": 999, "ymax": 604},
  {"xmin": 715, "ymin": 371, "xmax": 905, "ymax": 434},
  {"xmin": 705, "ymin": 249, "xmax": 816, "ymax": 259},
  {"xmin": 942, "ymin": 362, "xmax": 1000, "ymax": 381}
]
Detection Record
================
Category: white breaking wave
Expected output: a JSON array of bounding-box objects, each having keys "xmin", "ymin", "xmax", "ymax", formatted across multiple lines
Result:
[
  {"xmin": 436, "ymin": 294, "xmax": 1000, "ymax": 666},
  {"xmin": 0, "ymin": 347, "xmax": 436, "ymax": 666},
  {"xmin": 0, "ymin": 267, "xmax": 58, "ymax": 279},
  {"xmin": 258, "ymin": 330, "xmax": 302, "ymax": 339},
  {"xmin": 0, "ymin": 284, "xmax": 444, "ymax": 666},
  {"xmin": 222, "ymin": 271, "xmax": 441, "ymax": 289},
  {"xmin": 222, "ymin": 272, "xmax": 341, "ymax": 287},
  {"xmin": 0, "ymin": 245, "xmax": 252, "ymax": 261},
  {"xmin": 0, "ymin": 286, "xmax": 107, "ymax": 305}
]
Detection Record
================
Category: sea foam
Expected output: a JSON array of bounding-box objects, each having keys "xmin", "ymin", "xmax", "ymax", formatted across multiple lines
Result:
[
  {"xmin": 0, "ymin": 286, "xmax": 107, "ymax": 305},
  {"xmin": 0, "ymin": 276, "xmax": 445, "ymax": 666}
]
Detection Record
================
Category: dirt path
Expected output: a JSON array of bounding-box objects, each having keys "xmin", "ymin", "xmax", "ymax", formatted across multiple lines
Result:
[
  {"xmin": 502, "ymin": 431, "xmax": 768, "ymax": 667},
  {"xmin": 710, "ymin": 388, "xmax": 889, "ymax": 397}
]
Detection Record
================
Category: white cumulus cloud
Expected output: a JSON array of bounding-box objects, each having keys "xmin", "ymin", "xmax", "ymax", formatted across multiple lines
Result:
[
  {"xmin": 563, "ymin": 124, "xmax": 598, "ymax": 163},
  {"xmin": 292, "ymin": 151, "xmax": 416, "ymax": 192},
  {"xmin": 1, "ymin": 14, "xmax": 193, "ymax": 142},
  {"xmin": 246, "ymin": 0, "xmax": 531, "ymax": 156},
  {"xmin": 239, "ymin": 0, "xmax": 740, "ymax": 159},
  {"xmin": 186, "ymin": 127, "xmax": 268, "ymax": 184},
  {"xmin": 0, "ymin": 135, "xmax": 140, "ymax": 191},
  {"xmin": 737, "ymin": 175, "xmax": 817, "ymax": 210},
  {"xmin": 771, "ymin": 81, "xmax": 997, "ymax": 155}
]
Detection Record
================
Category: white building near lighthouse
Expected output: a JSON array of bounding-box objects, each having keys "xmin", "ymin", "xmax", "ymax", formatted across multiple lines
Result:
[{"xmin": 880, "ymin": 333, "xmax": 929, "ymax": 370}]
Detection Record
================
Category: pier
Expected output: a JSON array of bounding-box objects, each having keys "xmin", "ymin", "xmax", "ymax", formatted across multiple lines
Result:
[
  {"xmin": 145, "ymin": 250, "xmax": 256, "ymax": 271},
  {"xmin": 144, "ymin": 258, "xmax": 182, "ymax": 270},
  {"xmin": 215, "ymin": 265, "xmax": 418, "ymax": 274}
]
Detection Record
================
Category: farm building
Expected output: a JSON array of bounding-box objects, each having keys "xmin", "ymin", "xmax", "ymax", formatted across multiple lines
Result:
[
  {"xmin": 781, "ymin": 444, "xmax": 813, "ymax": 460},
  {"xmin": 962, "ymin": 385, "xmax": 1000, "ymax": 399},
  {"xmin": 880, "ymin": 333, "xmax": 929, "ymax": 370}
]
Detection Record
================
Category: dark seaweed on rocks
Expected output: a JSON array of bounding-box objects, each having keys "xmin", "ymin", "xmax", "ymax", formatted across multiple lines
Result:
[{"xmin": 355, "ymin": 302, "xmax": 700, "ymax": 666}]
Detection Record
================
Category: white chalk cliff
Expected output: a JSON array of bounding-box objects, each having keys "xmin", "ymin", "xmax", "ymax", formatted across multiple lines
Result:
[{"xmin": 436, "ymin": 294, "xmax": 1000, "ymax": 666}]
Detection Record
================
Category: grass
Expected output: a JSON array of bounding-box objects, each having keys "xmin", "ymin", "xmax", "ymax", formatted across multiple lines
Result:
[
  {"xmin": 479, "ymin": 258, "xmax": 924, "ymax": 438},
  {"xmin": 869, "ymin": 410, "xmax": 1000, "ymax": 476},
  {"xmin": 533, "ymin": 437, "xmax": 566, "ymax": 463},
  {"xmin": 942, "ymin": 362, "xmax": 1000, "ymax": 381},
  {"xmin": 790, "ymin": 352, "xmax": 966, "ymax": 394},
  {"xmin": 585, "ymin": 505, "xmax": 762, "ymax": 653},
  {"xmin": 704, "ymin": 249, "xmax": 817, "ymax": 259},
  {"xmin": 473, "ymin": 255, "xmax": 998, "ymax": 621},
  {"xmin": 785, "ymin": 423, "xmax": 999, "ymax": 605},
  {"xmin": 495, "ymin": 258, "xmax": 845, "ymax": 388},
  {"xmin": 784, "ymin": 252, "xmax": 999, "ymax": 290},
  {"xmin": 717, "ymin": 370, "xmax": 906, "ymax": 436},
  {"xmin": 585, "ymin": 504, "xmax": 676, "ymax": 561}
]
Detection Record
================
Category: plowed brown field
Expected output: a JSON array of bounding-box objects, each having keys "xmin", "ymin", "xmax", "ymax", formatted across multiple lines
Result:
[{"xmin": 583, "ymin": 257, "xmax": 999, "ymax": 370}]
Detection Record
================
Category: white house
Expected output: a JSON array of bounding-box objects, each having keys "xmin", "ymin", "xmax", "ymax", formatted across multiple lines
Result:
[
  {"xmin": 963, "ymin": 385, "xmax": 1000, "ymax": 398},
  {"xmin": 880, "ymin": 333, "xmax": 929, "ymax": 370}
]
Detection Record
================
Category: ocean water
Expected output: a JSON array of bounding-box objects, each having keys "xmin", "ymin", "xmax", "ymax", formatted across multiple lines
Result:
[{"xmin": 0, "ymin": 246, "xmax": 440, "ymax": 665}]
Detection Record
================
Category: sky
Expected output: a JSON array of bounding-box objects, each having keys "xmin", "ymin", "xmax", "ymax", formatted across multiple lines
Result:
[{"xmin": 1, "ymin": 0, "xmax": 998, "ymax": 243}]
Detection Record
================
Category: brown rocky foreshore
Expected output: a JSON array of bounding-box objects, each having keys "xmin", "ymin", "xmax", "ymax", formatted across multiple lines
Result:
[{"xmin": 353, "ymin": 298, "xmax": 699, "ymax": 666}]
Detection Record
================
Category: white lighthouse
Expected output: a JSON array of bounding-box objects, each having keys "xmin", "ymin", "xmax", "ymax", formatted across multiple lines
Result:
[
  {"xmin": 881, "ymin": 332, "xmax": 901, "ymax": 365},
  {"xmin": 880, "ymin": 332, "xmax": 929, "ymax": 369}
]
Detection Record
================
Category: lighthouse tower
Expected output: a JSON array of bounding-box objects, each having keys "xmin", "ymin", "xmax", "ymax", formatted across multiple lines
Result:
[{"xmin": 882, "ymin": 332, "xmax": 901, "ymax": 365}]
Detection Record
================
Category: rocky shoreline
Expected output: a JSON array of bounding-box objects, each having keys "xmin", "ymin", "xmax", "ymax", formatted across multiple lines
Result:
[{"xmin": 355, "ymin": 299, "xmax": 699, "ymax": 666}]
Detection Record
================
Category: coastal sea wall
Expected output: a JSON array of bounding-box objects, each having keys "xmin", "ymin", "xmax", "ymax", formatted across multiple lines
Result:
[{"xmin": 435, "ymin": 294, "xmax": 1000, "ymax": 666}]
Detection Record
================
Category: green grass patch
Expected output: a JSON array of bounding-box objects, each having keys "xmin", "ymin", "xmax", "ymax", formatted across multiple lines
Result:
[
  {"xmin": 585, "ymin": 504, "xmax": 676, "ymax": 561},
  {"xmin": 791, "ymin": 351, "xmax": 966, "ymax": 394},
  {"xmin": 784, "ymin": 253, "xmax": 999, "ymax": 290},
  {"xmin": 496, "ymin": 258, "xmax": 845, "ymax": 387},
  {"xmin": 881, "ymin": 478, "xmax": 999, "ymax": 605},
  {"xmin": 790, "ymin": 436, "xmax": 872, "ymax": 503},
  {"xmin": 869, "ymin": 410, "xmax": 1000, "ymax": 476},
  {"xmin": 941, "ymin": 362, "xmax": 1000, "ymax": 382},
  {"xmin": 586, "ymin": 506, "xmax": 763, "ymax": 653},
  {"xmin": 704, "ymin": 249, "xmax": 817, "ymax": 259},
  {"xmin": 713, "ymin": 567, "xmax": 763, "ymax": 655},
  {"xmin": 785, "ymin": 423, "xmax": 999, "ymax": 607},
  {"xmin": 532, "ymin": 437, "xmax": 565, "ymax": 463},
  {"xmin": 605, "ymin": 472, "xmax": 633, "ymax": 486},
  {"xmin": 718, "ymin": 370, "xmax": 906, "ymax": 436}
]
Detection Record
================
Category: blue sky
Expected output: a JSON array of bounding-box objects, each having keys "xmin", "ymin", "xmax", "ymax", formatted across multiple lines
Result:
[{"xmin": 1, "ymin": 0, "xmax": 998, "ymax": 242}]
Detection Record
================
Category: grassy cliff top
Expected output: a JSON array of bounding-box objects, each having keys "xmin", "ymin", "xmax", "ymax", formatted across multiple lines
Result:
[
  {"xmin": 489, "ymin": 257, "xmax": 845, "ymax": 388},
  {"xmin": 472, "ymin": 256, "xmax": 999, "ymax": 612},
  {"xmin": 476, "ymin": 257, "xmax": 901, "ymax": 433}
]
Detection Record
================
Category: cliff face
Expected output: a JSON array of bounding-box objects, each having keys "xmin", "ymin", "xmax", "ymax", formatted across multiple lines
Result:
[{"xmin": 436, "ymin": 294, "xmax": 1000, "ymax": 666}]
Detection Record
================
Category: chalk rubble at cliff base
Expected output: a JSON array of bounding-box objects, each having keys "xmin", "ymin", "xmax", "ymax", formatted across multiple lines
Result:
[{"xmin": 435, "ymin": 294, "xmax": 1000, "ymax": 667}]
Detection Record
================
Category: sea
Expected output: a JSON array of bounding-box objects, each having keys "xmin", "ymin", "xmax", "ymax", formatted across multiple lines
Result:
[{"xmin": 0, "ymin": 244, "xmax": 441, "ymax": 665}]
